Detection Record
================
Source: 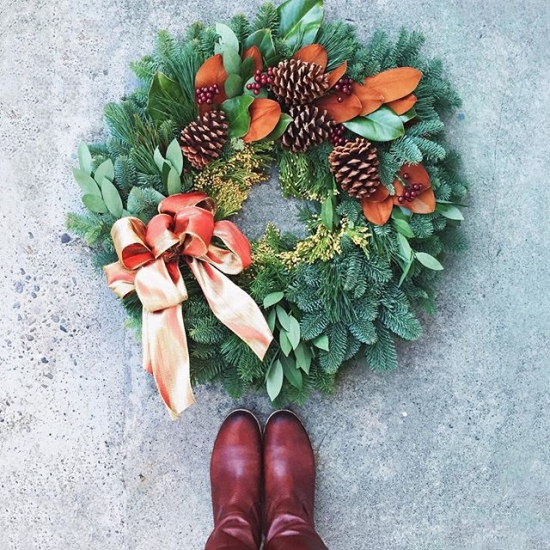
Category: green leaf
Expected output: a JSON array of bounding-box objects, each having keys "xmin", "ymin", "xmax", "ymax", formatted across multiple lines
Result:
[
  {"xmin": 222, "ymin": 48, "xmax": 242, "ymax": 74},
  {"xmin": 279, "ymin": 330, "xmax": 292, "ymax": 356},
  {"xmin": 244, "ymin": 30, "xmax": 277, "ymax": 64},
  {"xmin": 261, "ymin": 112, "xmax": 292, "ymax": 141},
  {"xmin": 343, "ymin": 107, "xmax": 405, "ymax": 142},
  {"xmin": 215, "ymin": 23, "xmax": 240, "ymax": 53},
  {"xmin": 396, "ymin": 233, "xmax": 413, "ymax": 261},
  {"xmin": 266, "ymin": 359, "xmax": 284, "ymax": 401},
  {"xmin": 399, "ymin": 108, "xmax": 417, "ymax": 123},
  {"xmin": 295, "ymin": 342, "xmax": 312, "ymax": 373},
  {"xmin": 313, "ymin": 334, "xmax": 329, "ymax": 351},
  {"xmin": 94, "ymin": 159, "xmax": 114, "ymax": 185},
  {"xmin": 166, "ymin": 139, "xmax": 183, "ymax": 175},
  {"xmin": 147, "ymin": 72, "xmax": 185, "ymax": 125},
  {"xmin": 263, "ymin": 291, "xmax": 285, "ymax": 308},
  {"xmin": 416, "ymin": 252, "xmax": 444, "ymax": 271},
  {"xmin": 276, "ymin": 305, "xmax": 291, "ymax": 331},
  {"xmin": 287, "ymin": 316, "xmax": 301, "ymax": 350},
  {"xmin": 267, "ymin": 309, "xmax": 277, "ymax": 332},
  {"xmin": 166, "ymin": 167, "xmax": 181, "ymax": 195},
  {"xmin": 225, "ymin": 73, "xmax": 244, "ymax": 98},
  {"xmin": 281, "ymin": 355, "xmax": 303, "ymax": 389},
  {"xmin": 393, "ymin": 218, "xmax": 414, "ymax": 238},
  {"xmin": 82, "ymin": 194, "xmax": 108, "ymax": 214},
  {"xmin": 243, "ymin": 76, "xmax": 268, "ymax": 98},
  {"xmin": 436, "ymin": 203, "xmax": 464, "ymax": 221},
  {"xmin": 153, "ymin": 147, "xmax": 165, "ymax": 172},
  {"xmin": 78, "ymin": 143, "xmax": 93, "ymax": 175},
  {"xmin": 72, "ymin": 168, "xmax": 101, "ymax": 197},
  {"xmin": 278, "ymin": 0, "xmax": 324, "ymax": 50},
  {"xmin": 398, "ymin": 256, "xmax": 414, "ymax": 287},
  {"xmin": 320, "ymin": 194, "xmax": 337, "ymax": 230},
  {"xmin": 100, "ymin": 178, "xmax": 123, "ymax": 217},
  {"xmin": 221, "ymin": 95, "xmax": 254, "ymax": 138},
  {"xmin": 240, "ymin": 56, "xmax": 256, "ymax": 80}
]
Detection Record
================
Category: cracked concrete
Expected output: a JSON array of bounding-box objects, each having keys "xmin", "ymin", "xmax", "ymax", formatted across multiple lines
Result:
[{"xmin": 1, "ymin": 0, "xmax": 549, "ymax": 548}]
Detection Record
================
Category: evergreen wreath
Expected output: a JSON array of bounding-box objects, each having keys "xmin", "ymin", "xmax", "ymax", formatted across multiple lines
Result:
[{"xmin": 68, "ymin": 0, "xmax": 468, "ymax": 417}]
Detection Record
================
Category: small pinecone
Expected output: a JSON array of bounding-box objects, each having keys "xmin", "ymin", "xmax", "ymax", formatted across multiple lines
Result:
[
  {"xmin": 271, "ymin": 59, "xmax": 329, "ymax": 106},
  {"xmin": 180, "ymin": 110, "xmax": 229, "ymax": 170},
  {"xmin": 329, "ymin": 138, "xmax": 382, "ymax": 199},
  {"xmin": 281, "ymin": 105, "xmax": 334, "ymax": 153}
]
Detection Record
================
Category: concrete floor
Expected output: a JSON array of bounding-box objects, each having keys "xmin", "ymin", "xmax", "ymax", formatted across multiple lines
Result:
[{"xmin": 1, "ymin": 0, "xmax": 549, "ymax": 548}]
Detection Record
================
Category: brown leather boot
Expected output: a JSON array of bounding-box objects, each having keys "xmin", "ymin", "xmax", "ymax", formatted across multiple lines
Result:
[
  {"xmin": 263, "ymin": 410, "xmax": 328, "ymax": 550},
  {"xmin": 205, "ymin": 410, "xmax": 262, "ymax": 550}
]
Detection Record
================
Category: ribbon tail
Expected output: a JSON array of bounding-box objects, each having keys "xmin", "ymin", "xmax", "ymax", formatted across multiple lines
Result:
[
  {"xmin": 142, "ymin": 307, "xmax": 196, "ymax": 419},
  {"xmin": 188, "ymin": 258, "xmax": 273, "ymax": 360}
]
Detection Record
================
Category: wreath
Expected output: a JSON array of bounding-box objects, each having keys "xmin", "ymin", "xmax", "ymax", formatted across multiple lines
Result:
[{"xmin": 68, "ymin": 0, "xmax": 468, "ymax": 418}]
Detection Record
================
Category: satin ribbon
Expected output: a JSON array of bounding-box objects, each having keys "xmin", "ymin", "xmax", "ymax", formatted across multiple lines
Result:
[{"xmin": 104, "ymin": 192, "xmax": 273, "ymax": 418}]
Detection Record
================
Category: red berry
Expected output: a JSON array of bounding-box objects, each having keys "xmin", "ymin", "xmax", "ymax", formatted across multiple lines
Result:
[
  {"xmin": 338, "ymin": 96, "xmax": 343, "ymax": 103},
  {"xmin": 403, "ymin": 173, "xmax": 410, "ymax": 179}
]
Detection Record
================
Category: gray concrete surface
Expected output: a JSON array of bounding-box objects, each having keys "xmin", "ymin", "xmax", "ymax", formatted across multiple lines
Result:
[{"xmin": 1, "ymin": 0, "xmax": 549, "ymax": 548}]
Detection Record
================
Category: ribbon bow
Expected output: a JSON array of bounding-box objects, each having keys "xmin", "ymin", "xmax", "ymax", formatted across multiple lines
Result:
[{"xmin": 104, "ymin": 192, "xmax": 273, "ymax": 418}]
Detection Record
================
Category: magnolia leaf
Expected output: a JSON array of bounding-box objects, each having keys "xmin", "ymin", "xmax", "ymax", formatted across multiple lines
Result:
[
  {"xmin": 295, "ymin": 342, "xmax": 312, "ymax": 373},
  {"xmin": 263, "ymin": 291, "xmax": 285, "ymax": 308},
  {"xmin": 278, "ymin": 0, "xmax": 324, "ymax": 50},
  {"xmin": 242, "ymin": 46, "xmax": 263, "ymax": 74},
  {"xmin": 221, "ymin": 95, "xmax": 254, "ymax": 138},
  {"xmin": 244, "ymin": 99, "xmax": 282, "ymax": 143},
  {"xmin": 215, "ymin": 23, "xmax": 240, "ymax": 52},
  {"xmin": 244, "ymin": 30, "xmax": 277, "ymax": 64},
  {"xmin": 352, "ymin": 83, "xmax": 385, "ymax": 116},
  {"xmin": 261, "ymin": 113, "xmax": 292, "ymax": 141},
  {"xmin": 94, "ymin": 159, "xmax": 114, "ymax": 185},
  {"xmin": 287, "ymin": 316, "xmax": 301, "ymax": 350},
  {"xmin": 276, "ymin": 305, "xmax": 291, "ymax": 331},
  {"xmin": 416, "ymin": 252, "xmax": 444, "ymax": 271},
  {"xmin": 166, "ymin": 167, "xmax": 181, "ymax": 195},
  {"xmin": 387, "ymin": 94, "xmax": 417, "ymax": 115},
  {"xmin": 100, "ymin": 178, "xmax": 123, "ymax": 218},
  {"xmin": 240, "ymin": 55, "xmax": 256, "ymax": 80},
  {"xmin": 312, "ymin": 334, "xmax": 329, "ymax": 351},
  {"xmin": 267, "ymin": 309, "xmax": 277, "ymax": 332},
  {"xmin": 293, "ymin": 44, "xmax": 327, "ymax": 69},
  {"xmin": 397, "ymin": 233, "xmax": 413, "ymax": 261},
  {"xmin": 153, "ymin": 147, "xmax": 165, "ymax": 172},
  {"xmin": 281, "ymin": 356, "xmax": 303, "ymax": 389},
  {"xmin": 365, "ymin": 67, "xmax": 422, "ymax": 103},
  {"xmin": 222, "ymin": 48, "xmax": 242, "ymax": 75},
  {"xmin": 436, "ymin": 203, "xmax": 464, "ymax": 221},
  {"xmin": 82, "ymin": 194, "xmax": 109, "ymax": 214},
  {"xmin": 225, "ymin": 73, "xmax": 244, "ymax": 98},
  {"xmin": 279, "ymin": 330, "xmax": 292, "ymax": 356},
  {"xmin": 399, "ymin": 107, "xmax": 417, "ymax": 123},
  {"xmin": 78, "ymin": 143, "xmax": 93, "ymax": 175},
  {"xmin": 393, "ymin": 218, "xmax": 415, "ymax": 238},
  {"xmin": 166, "ymin": 139, "xmax": 183, "ymax": 175},
  {"xmin": 72, "ymin": 168, "xmax": 101, "ymax": 197},
  {"xmin": 343, "ymin": 107, "xmax": 405, "ymax": 142},
  {"xmin": 148, "ymin": 72, "xmax": 185, "ymax": 124},
  {"xmin": 315, "ymin": 92, "xmax": 362, "ymax": 124},
  {"xmin": 266, "ymin": 359, "xmax": 284, "ymax": 401}
]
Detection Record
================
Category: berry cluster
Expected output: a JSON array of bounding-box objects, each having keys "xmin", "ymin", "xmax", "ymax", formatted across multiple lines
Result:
[
  {"xmin": 334, "ymin": 77, "xmax": 354, "ymax": 102},
  {"xmin": 246, "ymin": 68, "xmax": 275, "ymax": 95},
  {"xmin": 195, "ymin": 84, "xmax": 220, "ymax": 105},
  {"xmin": 397, "ymin": 173, "xmax": 425, "ymax": 203},
  {"xmin": 330, "ymin": 124, "xmax": 347, "ymax": 146}
]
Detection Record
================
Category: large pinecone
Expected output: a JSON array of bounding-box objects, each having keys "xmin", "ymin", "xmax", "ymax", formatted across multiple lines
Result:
[
  {"xmin": 271, "ymin": 59, "xmax": 329, "ymax": 106},
  {"xmin": 281, "ymin": 105, "xmax": 334, "ymax": 153},
  {"xmin": 329, "ymin": 138, "xmax": 382, "ymax": 199},
  {"xmin": 180, "ymin": 110, "xmax": 229, "ymax": 170}
]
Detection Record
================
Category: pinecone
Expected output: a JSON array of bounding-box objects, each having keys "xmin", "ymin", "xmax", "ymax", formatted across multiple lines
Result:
[
  {"xmin": 281, "ymin": 105, "xmax": 334, "ymax": 153},
  {"xmin": 329, "ymin": 138, "xmax": 382, "ymax": 199},
  {"xmin": 180, "ymin": 110, "xmax": 229, "ymax": 170},
  {"xmin": 271, "ymin": 59, "xmax": 329, "ymax": 106}
]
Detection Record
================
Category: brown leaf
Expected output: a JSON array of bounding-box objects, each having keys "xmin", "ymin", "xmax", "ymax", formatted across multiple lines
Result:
[
  {"xmin": 243, "ymin": 99, "xmax": 282, "ymax": 143},
  {"xmin": 293, "ymin": 44, "xmax": 328, "ymax": 71},
  {"xmin": 195, "ymin": 54, "xmax": 228, "ymax": 113},
  {"xmin": 326, "ymin": 61, "xmax": 347, "ymax": 90},
  {"xmin": 398, "ymin": 163, "xmax": 431, "ymax": 188},
  {"xmin": 242, "ymin": 46, "xmax": 263, "ymax": 73},
  {"xmin": 392, "ymin": 164, "xmax": 435, "ymax": 213},
  {"xmin": 314, "ymin": 92, "xmax": 362, "ymax": 124},
  {"xmin": 361, "ymin": 196, "xmax": 393, "ymax": 226},
  {"xmin": 351, "ymin": 83, "xmax": 385, "ymax": 116},
  {"xmin": 364, "ymin": 67, "xmax": 422, "ymax": 102},
  {"xmin": 386, "ymin": 94, "xmax": 417, "ymax": 115}
]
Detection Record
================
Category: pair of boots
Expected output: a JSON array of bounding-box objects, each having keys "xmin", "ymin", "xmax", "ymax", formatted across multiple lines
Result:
[{"xmin": 205, "ymin": 409, "xmax": 328, "ymax": 550}]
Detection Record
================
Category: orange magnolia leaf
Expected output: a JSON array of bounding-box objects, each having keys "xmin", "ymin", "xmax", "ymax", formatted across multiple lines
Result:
[
  {"xmin": 394, "ymin": 188, "xmax": 436, "ymax": 214},
  {"xmin": 351, "ymin": 83, "xmax": 385, "ymax": 115},
  {"xmin": 367, "ymin": 185, "xmax": 390, "ymax": 202},
  {"xmin": 327, "ymin": 61, "xmax": 347, "ymax": 90},
  {"xmin": 293, "ymin": 44, "xmax": 328, "ymax": 70},
  {"xmin": 315, "ymin": 92, "xmax": 362, "ymax": 124},
  {"xmin": 243, "ymin": 99, "xmax": 282, "ymax": 143},
  {"xmin": 387, "ymin": 94, "xmax": 417, "ymax": 115},
  {"xmin": 242, "ymin": 46, "xmax": 263, "ymax": 73},
  {"xmin": 364, "ymin": 67, "xmax": 422, "ymax": 103},
  {"xmin": 399, "ymin": 163, "xmax": 431, "ymax": 188},
  {"xmin": 392, "ymin": 164, "xmax": 435, "ymax": 214},
  {"xmin": 195, "ymin": 54, "xmax": 228, "ymax": 113},
  {"xmin": 361, "ymin": 196, "xmax": 393, "ymax": 226}
]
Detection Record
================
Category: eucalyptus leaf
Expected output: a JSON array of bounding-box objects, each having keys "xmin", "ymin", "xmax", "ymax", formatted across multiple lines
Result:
[
  {"xmin": 312, "ymin": 334, "xmax": 329, "ymax": 351},
  {"xmin": 287, "ymin": 316, "xmax": 301, "ymax": 350},
  {"xmin": 82, "ymin": 194, "xmax": 109, "ymax": 214},
  {"xmin": 166, "ymin": 139, "xmax": 183, "ymax": 175},
  {"xmin": 225, "ymin": 73, "xmax": 244, "ymax": 98},
  {"xmin": 147, "ymin": 72, "xmax": 185, "ymax": 124},
  {"xmin": 221, "ymin": 95, "xmax": 254, "ymax": 138},
  {"xmin": 278, "ymin": 0, "xmax": 324, "ymax": 50},
  {"xmin": 100, "ymin": 178, "xmax": 123, "ymax": 218},
  {"xmin": 94, "ymin": 159, "xmax": 114, "ymax": 185},
  {"xmin": 263, "ymin": 291, "xmax": 285, "ymax": 308},
  {"xmin": 78, "ymin": 143, "xmax": 92, "ymax": 175},
  {"xmin": 153, "ymin": 147, "xmax": 165, "ymax": 172},
  {"xmin": 266, "ymin": 359, "xmax": 284, "ymax": 401},
  {"xmin": 215, "ymin": 23, "xmax": 240, "ymax": 52},
  {"xmin": 276, "ymin": 305, "xmax": 291, "ymax": 331},
  {"xmin": 223, "ymin": 48, "xmax": 242, "ymax": 75},
  {"xmin": 343, "ymin": 107, "xmax": 405, "ymax": 142},
  {"xmin": 281, "ymin": 356, "xmax": 303, "ymax": 389},
  {"xmin": 267, "ymin": 309, "xmax": 277, "ymax": 332},
  {"xmin": 244, "ymin": 30, "xmax": 277, "ymax": 64},
  {"xmin": 416, "ymin": 252, "xmax": 444, "ymax": 271},
  {"xmin": 320, "ymin": 194, "xmax": 336, "ymax": 230},
  {"xmin": 279, "ymin": 330, "xmax": 292, "ymax": 356},
  {"xmin": 393, "ymin": 218, "xmax": 415, "ymax": 238},
  {"xmin": 161, "ymin": 162, "xmax": 171, "ymax": 187},
  {"xmin": 397, "ymin": 233, "xmax": 413, "ymax": 261},
  {"xmin": 398, "ymin": 256, "xmax": 414, "ymax": 287},
  {"xmin": 436, "ymin": 203, "xmax": 464, "ymax": 221},
  {"xmin": 166, "ymin": 168, "xmax": 181, "ymax": 195},
  {"xmin": 72, "ymin": 168, "xmax": 101, "ymax": 197},
  {"xmin": 295, "ymin": 342, "xmax": 312, "ymax": 374},
  {"xmin": 261, "ymin": 113, "xmax": 292, "ymax": 141}
]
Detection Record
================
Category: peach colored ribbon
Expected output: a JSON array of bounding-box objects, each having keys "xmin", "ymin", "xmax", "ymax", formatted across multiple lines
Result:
[{"xmin": 104, "ymin": 192, "xmax": 273, "ymax": 419}]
